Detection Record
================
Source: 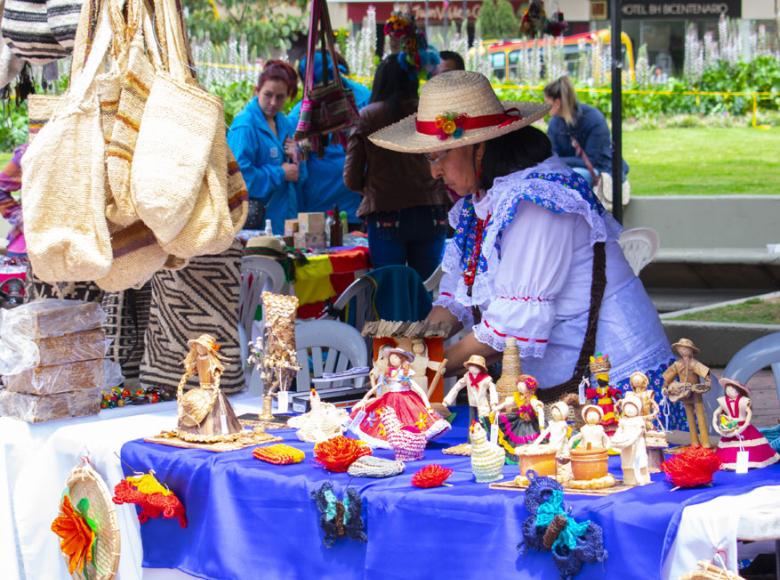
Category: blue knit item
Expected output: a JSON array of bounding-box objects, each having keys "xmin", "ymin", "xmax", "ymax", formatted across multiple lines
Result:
[{"xmin": 518, "ymin": 471, "xmax": 608, "ymax": 579}]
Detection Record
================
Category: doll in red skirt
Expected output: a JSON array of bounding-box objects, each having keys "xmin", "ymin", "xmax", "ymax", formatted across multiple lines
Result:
[{"xmin": 712, "ymin": 378, "xmax": 779, "ymax": 470}]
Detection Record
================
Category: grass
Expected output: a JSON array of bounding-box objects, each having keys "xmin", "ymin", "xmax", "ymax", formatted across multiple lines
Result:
[
  {"xmin": 624, "ymin": 128, "xmax": 780, "ymax": 196},
  {"xmin": 672, "ymin": 297, "xmax": 780, "ymax": 325},
  {"xmin": 0, "ymin": 153, "xmax": 10, "ymax": 166}
]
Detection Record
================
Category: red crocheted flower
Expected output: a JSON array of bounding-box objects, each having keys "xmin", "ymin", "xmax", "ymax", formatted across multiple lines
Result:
[
  {"xmin": 661, "ymin": 446, "xmax": 722, "ymax": 488},
  {"xmin": 113, "ymin": 476, "xmax": 187, "ymax": 528},
  {"xmin": 314, "ymin": 435, "xmax": 371, "ymax": 473},
  {"xmin": 412, "ymin": 464, "xmax": 453, "ymax": 488}
]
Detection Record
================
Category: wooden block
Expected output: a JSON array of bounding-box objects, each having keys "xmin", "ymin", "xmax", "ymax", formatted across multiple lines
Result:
[
  {"xmin": 36, "ymin": 329, "xmax": 106, "ymax": 366},
  {"xmin": 0, "ymin": 389, "xmax": 101, "ymax": 423},
  {"xmin": 4, "ymin": 359, "xmax": 104, "ymax": 395},
  {"xmin": 11, "ymin": 300, "xmax": 104, "ymax": 339},
  {"xmin": 297, "ymin": 212, "xmax": 325, "ymax": 234}
]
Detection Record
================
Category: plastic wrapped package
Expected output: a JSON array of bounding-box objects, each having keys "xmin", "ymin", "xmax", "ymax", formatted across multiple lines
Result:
[
  {"xmin": 4, "ymin": 359, "xmax": 104, "ymax": 395},
  {"xmin": 2, "ymin": 299, "xmax": 105, "ymax": 339},
  {"xmin": 0, "ymin": 389, "xmax": 101, "ymax": 422},
  {"xmin": 36, "ymin": 329, "xmax": 108, "ymax": 366},
  {"xmin": 0, "ymin": 300, "xmax": 107, "ymax": 376}
]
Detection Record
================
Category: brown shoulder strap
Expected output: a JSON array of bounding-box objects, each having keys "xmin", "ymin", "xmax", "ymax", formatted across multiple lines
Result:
[{"xmin": 538, "ymin": 241, "xmax": 607, "ymax": 403}]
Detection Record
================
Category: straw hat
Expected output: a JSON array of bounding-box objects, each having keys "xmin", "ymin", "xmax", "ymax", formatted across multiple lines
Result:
[
  {"xmin": 620, "ymin": 393, "xmax": 642, "ymax": 415},
  {"xmin": 385, "ymin": 348, "xmax": 415, "ymax": 363},
  {"xmin": 719, "ymin": 377, "xmax": 750, "ymax": 396},
  {"xmin": 188, "ymin": 334, "xmax": 222, "ymax": 356},
  {"xmin": 369, "ymin": 71, "xmax": 549, "ymax": 153},
  {"xmin": 672, "ymin": 338, "xmax": 700, "ymax": 355},
  {"xmin": 581, "ymin": 404, "xmax": 604, "ymax": 422},
  {"xmin": 463, "ymin": 354, "xmax": 488, "ymax": 372},
  {"xmin": 629, "ymin": 371, "xmax": 650, "ymax": 390}
]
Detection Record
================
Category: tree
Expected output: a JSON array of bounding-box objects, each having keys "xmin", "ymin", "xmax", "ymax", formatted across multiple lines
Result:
[
  {"xmin": 477, "ymin": 0, "xmax": 519, "ymax": 40},
  {"xmin": 183, "ymin": 0, "xmax": 308, "ymax": 55}
]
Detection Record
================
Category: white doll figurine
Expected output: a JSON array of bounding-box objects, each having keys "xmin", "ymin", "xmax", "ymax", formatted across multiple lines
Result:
[
  {"xmin": 570, "ymin": 405, "xmax": 610, "ymax": 450},
  {"xmin": 610, "ymin": 393, "xmax": 651, "ymax": 486},
  {"xmin": 531, "ymin": 400, "xmax": 570, "ymax": 455},
  {"xmin": 443, "ymin": 355, "xmax": 498, "ymax": 428},
  {"xmin": 409, "ymin": 339, "xmax": 445, "ymax": 393}
]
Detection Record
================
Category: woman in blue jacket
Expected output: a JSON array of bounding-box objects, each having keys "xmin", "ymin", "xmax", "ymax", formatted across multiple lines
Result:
[
  {"xmin": 228, "ymin": 60, "xmax": 306, "ymax": 233},
  {"xmin": 287, "ymin": 53, "xmax": 371, "ymax": 229},
  {"xmin": 544, "ymin": 76, "xmax": 628, "ymax": 186}
]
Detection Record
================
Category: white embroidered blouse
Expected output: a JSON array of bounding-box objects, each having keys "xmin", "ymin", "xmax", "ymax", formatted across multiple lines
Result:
[{"xmin": 434, "ymin": 156, "xmax": 672, "ymax": 388}]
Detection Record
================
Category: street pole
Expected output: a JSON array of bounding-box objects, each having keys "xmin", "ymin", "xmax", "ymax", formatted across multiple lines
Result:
[
  {"xmin": 425, "ymin": 0, "xmax": 429, "ymax": 35},
  {"xmin": 610, "ymin": 0, "xmax": 623, "ymax": 223}
]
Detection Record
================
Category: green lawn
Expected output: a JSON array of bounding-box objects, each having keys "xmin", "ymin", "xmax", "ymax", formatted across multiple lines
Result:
[
  {"xmin": 625, "ymin": 128, "xmax": 780, "ymax": 196},
  {"xmin": 671, "ymin": 297, "xmax": 780, "ymax": 325},
  {"xmin": 0, "ymin": 153, "xmax": 10, "ymax": 166}
]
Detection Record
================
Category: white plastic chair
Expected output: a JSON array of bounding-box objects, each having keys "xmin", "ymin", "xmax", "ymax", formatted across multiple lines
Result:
[
  {"xmin": 323, "ymin": 275, "xmax": 378, "ymax": 333},
  {"xmin": 295, "ymin": 319, "xmax": 369, "ymax": 392},
  {"xmin": 618, "ymin": 227, "xmax": 660, "ymax": 276},
  {"xmin": 238, "ymin": 256, "xmax": 286, "ymax": 390}
]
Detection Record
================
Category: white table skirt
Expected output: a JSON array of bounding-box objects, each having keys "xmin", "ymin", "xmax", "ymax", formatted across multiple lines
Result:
[{"xmin": 2, "ymin": 396, "xmax": 778, "ymax": 580}]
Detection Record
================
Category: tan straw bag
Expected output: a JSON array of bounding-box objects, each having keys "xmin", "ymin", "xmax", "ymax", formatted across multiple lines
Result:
[
  {"xmin": 131, "ymin": 0, "xmax": 222, "ymax": 247},
  {"xmin": 21, "ymin": 1, "xmax": 114, "ymax": 283}
]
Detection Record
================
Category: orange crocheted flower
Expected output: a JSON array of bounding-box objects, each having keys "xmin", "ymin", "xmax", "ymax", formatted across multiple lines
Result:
[
  {"xmin": 51, "ymin": 495, "xmax": 96, "ymax": 575},
  {"xmin": 412, "ymin": 464, "xmax": 453, "ymax": 488},
  {"xmin": 314, "ymin": 435, "xmax": 371, "ymax": 472}
]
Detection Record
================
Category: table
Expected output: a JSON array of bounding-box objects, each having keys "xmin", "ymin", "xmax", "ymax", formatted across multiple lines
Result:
[
  {"xmin": 121, "ymin": 411, "xmax": 780, "ymax": 580},
  {"xmin": 4, "ymin": 398, "xmax": 779, "ymax": 580}
]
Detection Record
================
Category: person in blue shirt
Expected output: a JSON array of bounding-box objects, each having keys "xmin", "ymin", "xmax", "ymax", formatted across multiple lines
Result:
[
  {"xmin": 228, "ymin": 60, "xmax": 306, "ymax": 233},
  {"xmin": 543, "ymin": 76, "xmax": 629, "ymax": 186},
  {"xmin": 287, "ymin": 53, "xmax": 371, "ymax": 229}
]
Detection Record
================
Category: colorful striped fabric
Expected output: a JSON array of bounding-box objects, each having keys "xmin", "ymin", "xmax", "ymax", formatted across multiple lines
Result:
[{"xmin": 1, "ymin": 0, "xmax": 79, "ymax": 64}]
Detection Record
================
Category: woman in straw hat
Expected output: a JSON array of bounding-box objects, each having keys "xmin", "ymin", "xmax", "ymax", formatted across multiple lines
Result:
[{"xmin": 370, "ymin": 71, "xmax": 673, "ymax": 408}]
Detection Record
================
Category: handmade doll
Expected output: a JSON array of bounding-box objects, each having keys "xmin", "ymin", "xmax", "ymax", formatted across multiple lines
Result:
[
  {"xmin": 494, "ymin": 374, "xmax": 544, "ymax": 460},
  {"xmin": 569, "ymin": 405, "xmax": 610, "ymax": 450},
  {"xmin": 585, "ymin": 353, "xmax": 622, "ymax": 435},
  {"xmin": 630, "ymin": 371, "xmax": 662, "ymax": 432},
  {"xmin": 662, "ymin": 338, "xmax": 711, "ymax": 447},
  {"xmin": 349, "ymin": 349, "xmax": 450, "ymax": 448},
  {"xmin": 531, "ymin": 400, "xmax": 570, "ymax": 455},
  {"xmin": 409, "ymin": 338, "xmax": 445, "ymax": 394},
  {"xmin": 176, "ymin": 334, "xmax": 242, "ymax": 443},
  {"xmin": 610, "ymin": 393, "xmax": 650, "ymax": 486},
  {"xmin": 712, "ymin": 378, "xmax": 779, "ymax": 470},
  {"xmin": 442, "ymin": 355, "xmax": 498, "ymax": 428}
]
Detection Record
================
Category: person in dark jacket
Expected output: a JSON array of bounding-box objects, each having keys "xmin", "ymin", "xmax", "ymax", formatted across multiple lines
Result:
[
  {"xmin": 543, "ymin": 76, "xmax": 628, "ymax": 186},
  {"xmin": 343, "ymin": 56, "xmax": 449, "ymax": 280}
]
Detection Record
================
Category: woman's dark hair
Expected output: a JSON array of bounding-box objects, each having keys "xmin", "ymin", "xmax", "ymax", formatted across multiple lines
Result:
[
  {"xmin": 257, "ymin": 60, "xmax": 298, "ymax": 98},
  {"xmin": 369, "ymin": 55, "xmax": 419, "ymax": 121},
  {"xmin": 479, "ymin": 126, "xmax": 553, "ymax": 190},
  {"xmin": 438, "ymin": 50, "xmax": 465, "ymax": 71}
]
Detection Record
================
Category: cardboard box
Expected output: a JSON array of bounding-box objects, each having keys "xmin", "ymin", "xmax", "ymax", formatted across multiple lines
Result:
[
  {"xmin": 294, "ymin": 232, "xmax": 326, "ymax": 250},
  {"xmin": 297, "ymin": 212, "xmax": 325, "ymax": 235},
  {"xmin": 0, "ymin": 389, "xmax": 101, "ymax": 423},
  {"xmin": 36, "ymin": 329, "xmax": 106, "ymax": 366},
  {"xmin": 5, "ymin": 359, "xmax": 104, "ymax": 395},
  {"xmin": 284, "ymin": 219, "xmax": 299, "ymax": 237}
]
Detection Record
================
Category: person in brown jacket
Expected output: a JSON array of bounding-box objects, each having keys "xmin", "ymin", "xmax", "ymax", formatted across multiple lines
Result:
[{"xmin": 343, "ymin": 55, "xmax": 449, "ymax": 280}]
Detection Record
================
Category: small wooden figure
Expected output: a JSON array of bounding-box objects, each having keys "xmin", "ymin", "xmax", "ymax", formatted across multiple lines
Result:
[
  {"xmin": 610, "ymin": 393, "xmax": 651, "ymax": 486},
  {"xmin": 585, "ymin": 353, "xmax": 622, "ymax": 435},
  {"xmin": 629, "ymin": 371, "xmax": 662, "ymax": 432},
  {"xmin": 712, "ymin": 378, "xmax": 779, "ymax": 471},
  {"xmin": 662, "ymin": 338, "xmax": 712, "ymax": 448},
  {"xmin": 570, "ymin": 405, "xmax": 610, "ymax": 450},
  {"xmin": 442, "ymin": 355, "xmax": 498, "ymax": 427},
  {"xmin": 531, "ymin": 400, "xmax": 570, "ymax": 455},
  {"xmin": 409, "ymin": 339, "xmax": 446, "ymax": 394}
]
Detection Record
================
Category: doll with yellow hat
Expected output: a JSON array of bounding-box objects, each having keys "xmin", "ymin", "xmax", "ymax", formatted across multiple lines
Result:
[
  {"xmin": 442, "ymin": 354, "xmax": 498, "ymax": 428},
  {"xmin": 176, "ymin": 334, "xmax": 243, "ymax": 443},
  {"xmin": 584, "ymin": 353, "xmax": 622, "ymax": 435},
  {"xmin": 662, "ymin": 338, "xmax": 711, "ymax": 448}
]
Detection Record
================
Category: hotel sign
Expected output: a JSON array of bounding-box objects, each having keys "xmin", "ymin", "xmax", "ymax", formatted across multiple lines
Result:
[{"xmin": 618, "ymin": 1, "xmax": 740, "ymax": 19}]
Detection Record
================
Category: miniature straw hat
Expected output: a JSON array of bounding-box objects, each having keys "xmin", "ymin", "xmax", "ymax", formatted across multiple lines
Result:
[
  {"xmin": 463, "ymin": 354, "xmax": 488, "ymax": 372},
  {"xmin": 629, "ymin": 371, "xmax": 650, "ymax": 390},
  {"xmin": 672, "ymin": 338, "xmax": 700, "ymax": 355},
  {"xmin": 620, "ymin": 393, "xmax": 643, "ymax": 414},
  {"xmin": 369, "ymin": 71, "xmax": 549, "ymax": 153},
  {"xmin": 386, "ymin": 348, "xmax": 415, "ymax": 363},
  {"xmin": 581, "ymin": 404, "xmax": 604, "ymax": 422},
  {"xmin": 188, "ymin": 334, "xmax": 222, "ymax": 356},
  {"xmin": 719, "ymin": 377, "xmax": 750, "ymax": 396}
]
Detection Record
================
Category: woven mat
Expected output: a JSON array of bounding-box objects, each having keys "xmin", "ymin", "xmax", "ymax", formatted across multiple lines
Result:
[
  {"xmin": 442, "ymin": 443, "xmax": 472, "ymax": 456},
  {"xmin": 146, "ymin": 428, "xmax": 281, "ymax": 452},
  {"xmin": 237, "ymin": 414, "xmax": 292, "ymax": 432},
  {"xmin": 489, "ymin": 476, "xmax": 637, "ymax": 497}
]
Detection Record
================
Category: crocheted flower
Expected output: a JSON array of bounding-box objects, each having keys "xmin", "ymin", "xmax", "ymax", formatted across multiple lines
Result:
[
  {"xmin": 660, "ymin": 447, "xmax": 722, "ymax": 488},
  {"xmin": 51, "ymin": 495, "xmax": 96, "ymax": 575},
  {"xmin": 314, "ymin": 436, "xmax": 371, "ymax": 473},
  {"xmin": 113, "ymin": 472, "xmax": 188, "ymax": 528},
  {"xmin": 434, "ymin": 113, "xmax": 467, "ymax": 141},
  {"xmin": 253, "ymin": 444, "xmax": 305, "ymax": 465},
  {"xmin": 412, "ymin": 464, "xmax": 453, "ymax": 488}
]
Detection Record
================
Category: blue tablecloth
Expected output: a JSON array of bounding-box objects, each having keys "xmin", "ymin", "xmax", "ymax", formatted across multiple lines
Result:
[{"xmin": 121, "ymin": 410, "xmax": 780, "ymax": 580}]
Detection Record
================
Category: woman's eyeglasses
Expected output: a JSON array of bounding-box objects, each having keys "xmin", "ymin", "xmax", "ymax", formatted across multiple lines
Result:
[{"xmin": 424, "ymin": 150, "xmax": 450, "ymax": 165}]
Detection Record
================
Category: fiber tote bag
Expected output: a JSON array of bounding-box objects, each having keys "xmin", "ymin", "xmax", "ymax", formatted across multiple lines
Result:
[{"xmin": 21, "ymin": 2, "xmax": 114, "ymax": 282}]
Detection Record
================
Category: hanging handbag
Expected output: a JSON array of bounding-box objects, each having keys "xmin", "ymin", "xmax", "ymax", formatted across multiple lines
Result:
[
  {"xmin": 294, "ymin": 0, "xmax": 358, "ymax": 154},
  {"xmin": 21, "ymin": 0, "xmax": 114, "ymax": 282},
  {"xmin": 1, "ymin": 0, "xmax": 80, "ymax": 64}
]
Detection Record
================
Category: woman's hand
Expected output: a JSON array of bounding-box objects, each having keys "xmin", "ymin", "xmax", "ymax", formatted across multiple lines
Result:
[
  {"xmin": 284, "ymin": 138, "xmax": 299, "ymax": 162},
  {"xmin": 282, "ymin": 162, "xmax": 299, "ymax": 182}
]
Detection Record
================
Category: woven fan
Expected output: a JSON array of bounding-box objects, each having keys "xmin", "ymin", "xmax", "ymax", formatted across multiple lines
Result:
[{"xmin": 52, "ymin": 459, "xmax": 121, "ymax": 580}]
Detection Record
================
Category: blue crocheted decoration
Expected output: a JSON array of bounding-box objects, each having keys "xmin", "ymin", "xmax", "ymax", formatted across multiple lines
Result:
[
  {"xmin": 518, "ymin": 471, "xmax": 608, "ymax": 579},
  {"xmin": 311, "ymin": 482, "xmax": 367, "ymax": 548}
]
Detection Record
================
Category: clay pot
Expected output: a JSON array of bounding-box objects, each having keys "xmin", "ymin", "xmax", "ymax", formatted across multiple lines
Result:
[
  {"xmin": 570, "ymin": 445, "xmax": 609, "ymax": 481},
  {"xmin": 517, "ymin": 445, "xmax": 558, "ymax": 478}
]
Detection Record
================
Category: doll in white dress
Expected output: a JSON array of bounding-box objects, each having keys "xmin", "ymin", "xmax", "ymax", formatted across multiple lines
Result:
[
  {"xmin": 610, "ymin": 393, "xmax": 650, "ymax": 486},
  {"xmin": 570, "ymin": 405, "xmax": 610, "ymax": 450}
]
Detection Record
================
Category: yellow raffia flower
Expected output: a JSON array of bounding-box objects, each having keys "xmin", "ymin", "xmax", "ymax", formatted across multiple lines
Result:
[{"xmin": 442, "ymin": 120, "xmax": 457, "ymax": 135}]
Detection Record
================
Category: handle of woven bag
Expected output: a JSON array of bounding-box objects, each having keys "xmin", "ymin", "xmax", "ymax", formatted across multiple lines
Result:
[
  {"xmin": 140, "ymin": 0, "xmax": 164, "ymax": 70},
  {"xmin": 302, "ymin": 0, "xmax": 321, "ymax": 100},
  {"xmin": 319, "ymin": 0, "xmax": 346, "ymax": 93},
  {"xmin": 67, "ymin": 1, "xmax": 115, "ymax": 104},
  {"xmin": 159, "ymin": 0, "xmax": 190, "ymax": 81}
]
